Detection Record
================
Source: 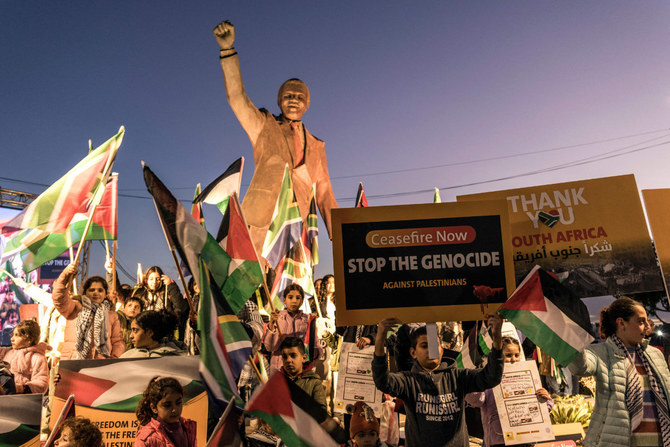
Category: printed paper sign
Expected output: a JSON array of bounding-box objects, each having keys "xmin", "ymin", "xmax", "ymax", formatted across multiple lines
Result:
[
  {"xmin": 493, "ymin": 360, "xmax": 554, "ymax": 445},
  {"xmin": 335, "ymin": 342, "xmax": 383, "ymax": 414}
]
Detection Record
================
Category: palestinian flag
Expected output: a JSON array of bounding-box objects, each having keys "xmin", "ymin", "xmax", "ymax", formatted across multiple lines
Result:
[
  {"xmin": 144, "ymin": 165, "xmax": 254, "ymax": 411},
  {"xmin": 1, "ymin": 127, "xmax": 123, "ymax": 235},
  {"xmin": 2, "ymin": 174, "xmax": 118, "ymax": 273},
  {"xmin": 456, "ymin": 323, "xmax": 485, "ymax": 369},
  {"xmin": 355, "ymin": 182, "xmax": 368, "ymax": 207},
  {"xmin": 0, "ymin": 260, "xmax": 29, "ymax": 304},
  {"xmin": 0, "ymin": 394, "xmax": 42, "ymax": 447},
  {"xmin": 191, "ymin": 183, "xmax": 205, "ymax": 228},
  {"xmin": 144, "ymin": 164, "xmax": 256, "ymax": 314},
  {"xmin": 54, "ymin": 356, "xmax": 204, "ymax": 411},
  {"xmin": 194, "ymin": 157, "xmax": 244, "ymax": 215},
  {"xmin": 433, "ymin": 187, "xmax": 442, "ymax": 203},
  {"xmin": 478, "ymin": 321, "xmax": 492, "ymax": 355},
  {"xmin": 1, "ymin": 269, "xmax": 52, "ymax": 306},
  {"xmin": 215, "ymin": 193, "xmax": 264, "ymax": 307},
  {"xmin": 262, "ymin": 165, "xmax": 303, "ymax": 269},
  {"xmin": 246, "ymin": 372, "xmax": 347, "ymax": 447},
  {"xmin": 499, "ymin": 265, "xmax": 594, "ymax": 366}
]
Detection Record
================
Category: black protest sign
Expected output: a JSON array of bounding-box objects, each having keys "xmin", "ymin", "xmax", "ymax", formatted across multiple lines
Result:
[{"xmin": 332, "ymin": 201, "xmax": 515, "ymax": 325}]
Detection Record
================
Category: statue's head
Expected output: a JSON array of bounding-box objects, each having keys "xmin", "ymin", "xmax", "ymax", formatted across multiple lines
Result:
[{"xmin": 277, "ymin": 78, "xmax": 310, "ymax": 121}]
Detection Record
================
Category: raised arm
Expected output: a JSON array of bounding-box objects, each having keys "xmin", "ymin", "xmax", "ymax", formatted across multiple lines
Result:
[{"xmin": 213, "ymin": 20, "xmax": 266, "ymax": 145}]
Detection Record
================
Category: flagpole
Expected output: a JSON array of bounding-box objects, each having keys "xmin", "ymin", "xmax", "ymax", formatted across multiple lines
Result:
[
  {"xmin": 111, "ymin": 240, "xmax": 118, "ymax": 296},
  {"xmin": 44, "ymin": 394, "xmax": 75, "ymax": 447},
  {"xmin": 205, "ymin": 397, "xmax": 237, "ymax": 447},
  {"xmin": 230, "ymin": 192, "xmax": 281, "ymax": 334},
  {"xmin": 146, "ymin": 179, "xmax": 194, "ymax": 312},
  {"xmin": 68, "ymin": 247, "xmax": 77, "ymax": 294},
  {"xmin": 70, "ymin": 128, "xmax": 123, "ymax": 275},
  {"xmin": 248, "ymin": 354, "xmax": 265, "ymax": 383}
]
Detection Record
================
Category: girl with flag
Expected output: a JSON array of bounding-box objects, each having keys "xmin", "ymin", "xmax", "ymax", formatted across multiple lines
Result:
[
  {"xmin": 568, "ymin": 297, "xmax": 670, "ymax": 447},
  {"xmin": 52, "ymin": 262, "xmax": 124, "ymax": 360},
  {"xmin": 263, "ymin": 284, "xmax": 322, "ymax": 373}
]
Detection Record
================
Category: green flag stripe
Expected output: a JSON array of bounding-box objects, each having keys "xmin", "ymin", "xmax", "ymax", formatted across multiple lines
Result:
[{"xmin": 498, "ymin": 309, "xmax": 579, "ymax": 365}]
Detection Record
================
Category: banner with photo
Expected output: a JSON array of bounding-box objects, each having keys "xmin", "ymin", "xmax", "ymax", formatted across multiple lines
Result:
[
  {"xmin": 642, "ymin": 189, "xmax": 670, "ymax": 304},
  {"xmin": 52, "ymin": 356, "xmax": 208, "ymax": 447},
  {"xmin": 331, "ymin": 201, "xmax": 515, "ymax": 326},
  {"xmin": 458, "ymin": 174, "xmax": 663, "ymax": 298}
]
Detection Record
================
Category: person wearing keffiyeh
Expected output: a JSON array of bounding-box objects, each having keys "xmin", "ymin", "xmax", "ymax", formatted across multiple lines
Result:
[
  {"xmin": 569, "ymin": 297, "xmax": 670, "ymax": 447},
  {"xmin": 52, "ymin": 262, "xmax": 125, "ymax": 361}
]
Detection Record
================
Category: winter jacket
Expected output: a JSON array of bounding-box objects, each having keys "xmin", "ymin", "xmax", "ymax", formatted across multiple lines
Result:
[
  {"xmin": 465, "ymin": 387, "xmax": 553, "ymax": 447},
  {"xmin": 52, "ymin": 272, "xmax": 124, "ymax": 360},
  {"xmin": 282, "ymin": 364, "xmax": 327, "ymax": 413},
  {"xmin": 134, "ymin": 417, "xmax": 197, "ymax": 447},
  {"xmin": 568, "ymin": 338, "xmax": 670, "ymax": 447},
  {"xmin": 120, "ymin": 342, "xmax": 186, "ymax": 358},
  {"xmin": 372, "ymin": 348, "xmax": 503, "ymax": 447},
  {"xmin": 0, "ymin": 342, "xmax": 50, "ymax": 393},
  {"xmin": 263, "ymin": 309, "xmax": 322, "ymax": 373}
]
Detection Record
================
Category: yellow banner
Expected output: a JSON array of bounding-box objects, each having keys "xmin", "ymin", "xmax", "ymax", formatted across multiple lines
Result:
[
  {"xmin": 642, "ymin": 189, "xmax": 670, "ymax": 303},
  {"xmin": 459, "ymin": 174, "xmax": 662, "ymax": 297}
]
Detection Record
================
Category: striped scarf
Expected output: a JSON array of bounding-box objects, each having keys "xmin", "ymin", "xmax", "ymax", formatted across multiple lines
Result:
[
  {"xmin": 75, "ymin": 297, "xmax": 111, "ymax": 359},
  {"xmin": 611, "ymin": 335, "xmax": 670, "ymax": 445}
]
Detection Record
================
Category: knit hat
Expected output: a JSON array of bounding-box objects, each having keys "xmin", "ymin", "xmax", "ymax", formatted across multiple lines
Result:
[{"xmin": 349, "ymin": 401, "xmax": 380, "ymax": 438}]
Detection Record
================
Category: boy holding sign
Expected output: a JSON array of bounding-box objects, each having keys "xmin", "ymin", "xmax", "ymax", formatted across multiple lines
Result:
[{"xmin": 372, "ymin": 315, "xmax": 504, "ymax": 447}]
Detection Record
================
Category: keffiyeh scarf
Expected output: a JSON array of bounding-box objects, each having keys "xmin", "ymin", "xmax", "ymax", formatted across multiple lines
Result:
[
  {"xmin": 611, "ymin": 334, "xmax": 670, "ymax": 445},
  {"xmin": 75, "ymin": 297, "xmax": 111, "ymax": 359}
]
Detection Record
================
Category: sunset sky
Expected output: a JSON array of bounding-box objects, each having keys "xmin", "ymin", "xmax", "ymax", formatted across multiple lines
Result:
[{"xmin": 2, "ymin": 1, "xmax": 670, "ymax": 318}]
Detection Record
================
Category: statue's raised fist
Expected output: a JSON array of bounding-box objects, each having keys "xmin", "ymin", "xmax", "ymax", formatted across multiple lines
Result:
[{"xmin": 213, "ymin": 20, "xmax": 235, "ymax": 50}]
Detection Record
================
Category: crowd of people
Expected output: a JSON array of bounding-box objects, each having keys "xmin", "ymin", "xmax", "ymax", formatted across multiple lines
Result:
[{"xmin": 2, "ymin": 259, "xmax": 670, "ymax": 447}]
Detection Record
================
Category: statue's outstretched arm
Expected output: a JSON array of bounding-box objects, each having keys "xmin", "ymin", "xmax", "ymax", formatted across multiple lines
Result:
[{"xmin": 213, "ymin": 20, "xmax": 265, "ymax": 145}]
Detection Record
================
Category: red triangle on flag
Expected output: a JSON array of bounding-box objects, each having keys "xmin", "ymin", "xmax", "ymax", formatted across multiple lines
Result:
[
  {"xmin": 55, "ymin": 369, "xmax": 116, "ymax": 407},
  {"xmin": 500, "ymin": 268, "xmax": 547, "ymax": 312},
  {"xmin": 225, "ymin": 198, "xmax": 258, "ymax": 262},
  {"xmin": 246, "ymin": 372, "xmax": 295, "ymax": 419}
]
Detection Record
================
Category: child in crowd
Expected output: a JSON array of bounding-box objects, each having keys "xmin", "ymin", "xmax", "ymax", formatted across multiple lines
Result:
[
  {"xmin": 348, "ymin": 401, "xmax": 390, "ymax": 447},
  {"xmin": 55, "ymin": 416, "xmax": 103, "ymax": 447},
  {"xmin": 373, "ymin": 315, "xmax": 504, "ymax": 447},
  {"xmin": 121, "ymin": 310, "xmax": 185, "ymax": 358},
  {"xmin": 263, "ymin": 284, "xmax": 322, "ymax": 373},
  {"xmin": 0, "ymin": 319, "xmax": 49, "ymax": 393},
  {"xmin": 53, "ymin": 262, "xmax": 124, "ymax": 360},
  {"xmin": 117, "ymin": 296, "xmax": 144, "ymax": 350},
  {"xmin": 279, "ymin": 336, "xmax": 327, "ymax": 412},
  {"xmin": 466, "ymin": 336, "xmax": 553, "ymax": 447},
  {"xmin": 135, "ymin": 376, "xmax": 197, "ymax": 447}
]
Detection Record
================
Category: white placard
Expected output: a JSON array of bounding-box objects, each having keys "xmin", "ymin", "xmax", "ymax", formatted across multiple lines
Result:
[
  {"xmin": 334, "ymin": 342, "xmax": 384, "ymax": 414},
  {"xmin": 492, "ymin": 360, "xmax": 554, "ymax": 445}
]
